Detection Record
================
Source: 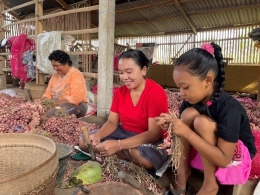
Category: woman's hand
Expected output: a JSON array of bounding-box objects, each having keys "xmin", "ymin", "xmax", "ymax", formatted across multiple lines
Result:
[
  {"xmin": 95, "ymin": 140, "xmax": 120, "ymax": 156},
  {"xmin": 89, "ymin": 133, "xmax": 101, "ymax": 146}
]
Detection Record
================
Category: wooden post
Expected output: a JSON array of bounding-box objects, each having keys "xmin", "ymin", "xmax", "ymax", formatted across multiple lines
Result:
[
  {"xmin": 0, "ymin": 0, "xmax": 6, "ymax": 89},
  {"xmin": 257, "ymin": 78, "xmax": 260, "ymax": 102},
  {"xmin": 87, "ymin": 2, "xmax": 92, "ymax": 73},
  {"xmin": 97, "ymin": 0, "xmax": 115, "ymax": 117},
  {"xmin": 35, "ymin": 0, "xmax": 45, "ymax": 85}
]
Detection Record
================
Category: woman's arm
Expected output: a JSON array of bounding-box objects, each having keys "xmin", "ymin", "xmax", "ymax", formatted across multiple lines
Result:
[
  {"xmin": 42, "ymin": 76, "xmax": 54, "ymax": 99},
  {"xmin": 119, "ymin": 117, "xmax": 162, "ymax": 150},
  {"xmin": 52, "ymin": 99, "xmax": 70, "ymax": 106},
  {"xmin": 95, "ymin": 111, "xmax": 120, "ymax": 140}
]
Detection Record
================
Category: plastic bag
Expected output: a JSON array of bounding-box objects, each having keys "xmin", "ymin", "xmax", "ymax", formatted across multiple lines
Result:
[
  {"xmin": 61, "ymin": 35, "xmax": 75, "ymax": 50},
  {"xmin": 36, "ymin": 31, "xmax": 61, "ymax": 75},
  {"xmin": 0, "ymin": 89, "xmax": 17, "ymax": 97}
]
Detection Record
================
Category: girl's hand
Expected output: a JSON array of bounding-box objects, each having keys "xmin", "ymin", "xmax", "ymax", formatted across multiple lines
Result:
[
  {"xmin": 89, "ymin": 133, "xmax": 101, "ymax": 146},
  {"xmin": 155, "ymin": 113, "xmax": 172, "ymax": 129},
  {"xmin": 164, "ymin": 117, "xmax": 191, "ymax": 138},
  {"xmin": 95, "ymin": 140, "xmax": 120, "ymax": 156}
]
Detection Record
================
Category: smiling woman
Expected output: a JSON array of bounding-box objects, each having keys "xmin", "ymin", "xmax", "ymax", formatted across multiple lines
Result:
[{"xmin": 78, "ymin": 49, "xmax": 169, "ymax": 174}]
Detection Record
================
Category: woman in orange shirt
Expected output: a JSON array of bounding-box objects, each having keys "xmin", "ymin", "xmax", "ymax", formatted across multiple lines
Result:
[{"xmin": 30, "ymin": 50, "xmax": 88, "ymax": 128}]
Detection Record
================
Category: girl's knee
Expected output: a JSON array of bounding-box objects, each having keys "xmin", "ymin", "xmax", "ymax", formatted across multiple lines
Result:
[
  {"xmin": 181, "ymin": 107, "xmax": 200, "ymax": 126},
  {"xmin": 193, "ymin": 115, "xmax": 216, "ymax": 135}
]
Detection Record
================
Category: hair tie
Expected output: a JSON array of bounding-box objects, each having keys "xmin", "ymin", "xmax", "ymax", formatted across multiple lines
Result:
[
  {"xmin": 207, "ymin": 101, "xmax": 212, "ymax": 106},
  {"xmin": 201, "ymin": 43, "xmax": 214, "ymax": 56}
]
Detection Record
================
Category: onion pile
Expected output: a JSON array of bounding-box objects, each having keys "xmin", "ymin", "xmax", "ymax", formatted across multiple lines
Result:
[
  {"xmin": 0, "ymin": 94, "xmax": 98, "ymax": 146},
  {"xmin": 235, "ymin": 97, "xmax": 260, "ymax": 130},
  {"xmin": 165, "ymin": 90, "xmax": 260, "ymax": 130},
  {"xmin": 165, "ymin": 89, "xmax": 183, "ymax": 116},
  {"xmin": 40, "ymin": 115, "xmax": 89, "ymax": 145},
  {"xmin": 0, "ymin": 94, "xmax": 44, "ymax": 133}
]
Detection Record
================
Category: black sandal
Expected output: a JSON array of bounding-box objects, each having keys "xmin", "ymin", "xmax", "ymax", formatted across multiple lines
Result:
[{"xmin": 164, "ymin": 182, "xmax": 189, "ymax": 195}]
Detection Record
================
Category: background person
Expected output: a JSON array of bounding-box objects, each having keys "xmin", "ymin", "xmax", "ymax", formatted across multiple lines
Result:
[{"xmin": 30, "ymin": 50, "xmax": 88, "ymax": 128}]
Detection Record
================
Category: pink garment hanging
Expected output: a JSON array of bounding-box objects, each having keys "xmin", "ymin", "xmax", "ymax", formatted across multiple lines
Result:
[{"xmin": 9, "ymin": 34, "xmax": 35, "ymax": 82}]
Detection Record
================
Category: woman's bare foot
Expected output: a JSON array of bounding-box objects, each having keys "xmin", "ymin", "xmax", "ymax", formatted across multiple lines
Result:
[{"xmin": 29, "ymin": 112, "xmax": 41, "ymax": 130}]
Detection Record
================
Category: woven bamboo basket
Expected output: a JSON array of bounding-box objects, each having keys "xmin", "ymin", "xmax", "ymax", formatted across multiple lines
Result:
[{"xmin": 0, "ymin": 133, "xmax": 59, "ymax": 195}]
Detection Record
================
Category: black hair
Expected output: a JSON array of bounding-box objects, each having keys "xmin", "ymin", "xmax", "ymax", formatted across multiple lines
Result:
[
  {"xmin": 119, "ymin": 49, "xmax": 150, "ymax": 70},
  {"xmin": 48, "ymin": 50, "xmax": 72, "ymax": 66},
  {"xmin": 175, "ymin": 42, "xmax": 226, "ymax": 117}
]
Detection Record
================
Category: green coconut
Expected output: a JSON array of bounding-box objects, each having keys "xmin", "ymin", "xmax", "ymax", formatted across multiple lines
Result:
[{"xmin": 69, "ymin": 161, "xmax": 103, "ymax": 187}]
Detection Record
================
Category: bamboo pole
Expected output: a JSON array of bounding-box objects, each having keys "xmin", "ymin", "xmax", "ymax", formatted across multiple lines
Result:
[
  {"xmin": 67, "ymin": 51, "xmax": 98, "ymax": 55},
  {"xmin": 87, "ymin": 1, "xmax": 92, "ymax": 73},
  {"xmin": 35, "ymin": 0, "xmax": 44, "ymax": 85},
  {"xmin": 2, "ymin": 18, "xmax": 35, "ymax": 28},
  {"xmin": 82, "ymin": 72, "xmax": 98, "ymax": 79},
  {"xmin": 173, "ymin": 33, "xmax": 192, "ymax": 58},
  {"xmin": 0, "ymin": 0, "xmax": 6, "ymax": 89}
]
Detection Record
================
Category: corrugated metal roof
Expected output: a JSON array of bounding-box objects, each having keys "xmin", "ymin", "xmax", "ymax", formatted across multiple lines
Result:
[
  {"xmin": 112, "ymin": 0, "xmax": 260, "ymax": 36},
  {"xmin": 3, "ymin": 0, "xmax": 260, "ymax": 37}
]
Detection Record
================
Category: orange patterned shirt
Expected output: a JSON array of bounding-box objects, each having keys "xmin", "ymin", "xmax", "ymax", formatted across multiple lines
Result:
[{"xmin": 42, "ymin": 67, "xmax": 88, "ymax": 105}]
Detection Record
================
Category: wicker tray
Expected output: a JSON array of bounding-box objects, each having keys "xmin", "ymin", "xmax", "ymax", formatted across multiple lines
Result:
[{"xmin": 0, "ymin": 133, "xmax": 59, "ymax": 195}]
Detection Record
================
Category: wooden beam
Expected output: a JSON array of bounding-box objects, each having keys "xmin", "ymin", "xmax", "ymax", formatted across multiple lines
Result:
[
  {"xmin": 1, "ymin": 18, "xmax": 35, "ymax": 28},
  {"xmin": 257, "ymin": 80, "xmax": 260, "ymax": 101},
  {"xmin": 82, "ymin": 72, "xmax": 98, "ymax": 79},
  {"xmin": 174, "ymin": 0, "xmax": 197, "ymax": 34},
  {"xmin": 38, "ymin": 5, "xmax": 98, "ymax": 20},
  {"xmin": 35, "ymin": 0, "xmax": 44, "ymax": 85},
  {"xmin": 56, "ymin": 0, "xmax": 69, "ymax": 10},
  {"xmin": 2, "ymin": 0, "xmax": 44, "ymax": 14},
  {"xmin": 5, "ymin": 10, "xmax": 22, "ymax": 20},
  {"xmin": 67, "ymin": 51, "xmax": 98, "ymax": 55},
  {"xmin": 61, "ymin": 28, "xmax": 98, "ymax": 35},
  {"xmin": 0, "ymin": 0, "xmax": 6, "ymax": 89},
  {"xmin": 1, "ymin": 5, "xmax": 99, "ymax": 29}
]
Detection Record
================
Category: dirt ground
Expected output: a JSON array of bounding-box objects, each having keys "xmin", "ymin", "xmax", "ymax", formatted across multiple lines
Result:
[
  {"xmin": 54, "ymin": 164, "xmax": 259, "ymax": 195},
  {"xmin": 53, "ymin": 116, "xmax": 259, "ymax": 195},
  {"xmin": 8, "ymin": 85, "xmax": 260, "ymax": 194}
]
